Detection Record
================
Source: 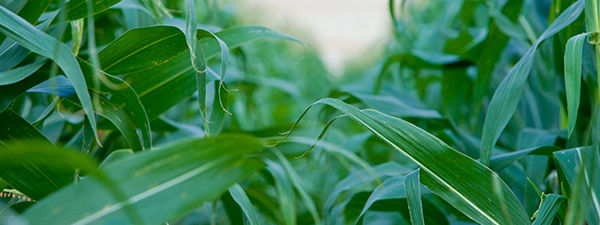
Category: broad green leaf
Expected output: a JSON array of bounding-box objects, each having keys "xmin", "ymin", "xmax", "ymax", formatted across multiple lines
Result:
[
  {"xmin": 23, "ymin": 134, "xmax": 265, "ymax": 224},
  {"xmin": 97, "ymin": 25, "xmax": 297, "ymax": 120},
  {"xmin": 229, "ymin": 184, "xmax": 262, "ymax": 225},
  {"xmin": 0, "ymin": 0, "xmax": 52, "ymax": 43},
  {"xmin": 554, "ymin": 147, "xmax": 600, "ymax": 224},
  {"xmin": 290, "ymin": 98, "xmax": 529, "ymax": 225},
  {"xmin": 532, "ymin": 194, "xmax": 564, "ymax": 225},
  {"xmin": 405, "ymin": 169, "xmax": 424, "ymax": 225},
  {"xmin": 0, "ymin": 108, "xmax": 51, "ymax": 145},
  {"xmin": 0, "ymin": 5, "xmax": 98, "ymax": 143},
  {"xmin": 480, "ymin": 0, "xmax": 585, "ymax": 165},
  {"xmin": 0, "ymin": 110, "xmax": 69, "ymax": 200},
  {"xmin": 0, "ymin": 141, "xmax": 78, "ymax": 201},
  {"xmin": 353, "ymin": 175, "xmax": 443, "ymax": 225},
  {"xmin": 70, "ymin": 19, "xmax": 84, "ymax": 56},
  {"xmin": 564, "ymin": 33, "xmax": 588, "ymax": 136},
  {"xmin": 65, "ymin": 0, "xmax": 123, "ymax": 21},
  {"xmin": 0, "ymin": 60, "xmax": 45, "ymax": 86}
]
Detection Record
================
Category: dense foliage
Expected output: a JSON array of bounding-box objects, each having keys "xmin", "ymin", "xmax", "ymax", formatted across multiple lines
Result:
[{"xmin": 0, "ymin": 0, "xmax": 599, "ymax": 224}]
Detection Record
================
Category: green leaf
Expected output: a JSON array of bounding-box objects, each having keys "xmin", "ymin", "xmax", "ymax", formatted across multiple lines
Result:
[
  {"xmin": 99, "ymin": 149, "xmax": 134, "ymax": 168},
  {"xmin": 0, "ymin": 140, "xmax": 80, "ymax": 200},
  {"xmin": 532, "ymin": 194, "xmax": 564, "ymax": 225},
  {"xmin": 480, "ymin": 0, "xmax": 585, "ymax": 165},
  {"xmin": 97, "ymin": 25, "xmax": 298, "ymax": 120},
  {"xmin": 405, "ymin": 169, "xmax": 424, "ymax": 225},
  {"xmin": 355, "ymin": 176, "xmax": 408, "ymax": 223},
  {"xmin": 23, "ymin": 134, "xmax": 265, "ymax": 224},
  {"xmin": 66, "ymin": 94, "xmax": 144, "ymax": 151},
  {"xmin": 273, "ymin": 150, "xmax": 321, "ymax": 225},
  {"xmin": 0, "ymin": 108, "xmax": 51, "ymax": 145},
  {"xmin": 229, "ymin": 184, "xmax": 262, "ymax": 225},
  {"xmin": 490, "ymin": 146, "xmax": 560, "ymax": 171},
  {"xmin": 290, "ymin": 98, "xmax": 529, "ymax": 225},
  {"xmin": 0, "ymin": 60, "xmax": 45, "ymax": 86},
  {"xmin": 563, "ymin": 33, "xmax": 588, "ymax": 136},
  {"xmin": 325, "ymin": 162, "xmax": 411, "ymax": 218},
  {"xmin": 554, "ymin": 147, "xmax": 600, "ymax": 224},
  {"xmin": 265, "ymin": 160, "xmax": 296, "ymax": 225},
  {"xmin": 65, "ymin": 0, "xmax": 123, "ymax": 21},
  {"xmin": 78, "ymin": 60, "xmax": 152, "ymax": 150},
  {"xmin": 0, "ymin": 110, "xmax": 72, "ymax": 200},
  {"xmin": 0, "ymin": 5, "xmax": 99, "ymax": 143}
]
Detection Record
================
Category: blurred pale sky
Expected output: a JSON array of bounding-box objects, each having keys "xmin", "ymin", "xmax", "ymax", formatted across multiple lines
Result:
[{"xmin": 239, "ymin": 0, "xmax": 390, "ymax": 74}]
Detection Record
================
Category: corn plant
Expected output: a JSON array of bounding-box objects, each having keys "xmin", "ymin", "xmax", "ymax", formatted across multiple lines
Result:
[{"xmin": 0, "ymin": 0, "xmax": 599, "ymax": 224}]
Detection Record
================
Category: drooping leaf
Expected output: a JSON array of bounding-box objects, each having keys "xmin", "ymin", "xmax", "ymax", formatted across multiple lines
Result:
[
  {"xmin": 554, "ymin": 147, "xmax": 600, "ymax": 224},
  {"xmin": 0, "ymin": 5, "xmax": 98, "ymax": 142},
  {"xmin": 290, "ymin": 98, "xmax": 530, "ymax": 225}
]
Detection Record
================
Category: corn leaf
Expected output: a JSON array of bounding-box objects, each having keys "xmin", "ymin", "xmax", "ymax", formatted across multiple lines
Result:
[
  {"xmin": 564, "ymin": 33, "xmax": 588, "ymax": 136},
  {"xmin": 554, "ymin": 147, "xmax": 600, "ymax": 224},
  {"xmin": 229, "ymin": 183, "xmax": 262, "ymax": 225},
  {"xmin": 531, "ymin": 194, "xmax": 564, "ymax": 225},
  {"xmin": 65, "ymin": 0, "xmax": 123, "ymax": 21},
  {"xmin": 23, "ymin": 134, "xmax": 265, "ymax": 224},
  {"xmin": 0, "ymin": 5, "xmax": 99, "ymax": 143},
  {"xmin": 293, "ymin": 98, "xmax": 529, "ymax": 225},
  {"xmin": 480, "ymin": 0, "xmax": 585, "ymax": 165},
  {"xmin": 97, "ymin": 25, "xmax": 297, "ymax": 120},
  {"xmin": 405, "ymin": 169, "xmax": 424, "ymax": 225}
]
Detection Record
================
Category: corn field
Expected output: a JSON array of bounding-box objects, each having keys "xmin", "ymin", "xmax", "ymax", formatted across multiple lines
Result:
[{"xmin": 0, "ymin": 0, "xmax": 599, "ymax": 224}]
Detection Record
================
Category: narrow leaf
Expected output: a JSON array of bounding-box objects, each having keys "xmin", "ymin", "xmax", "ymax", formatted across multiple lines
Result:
[
  {"xmin": 564, "ymin": 33, "xmax": 588, "ymax": 136},
  {"xmin": 290, "ymin": 98, "xmax": 529, "ymax": 225},
  {"xmin": 532, "ymin": 194, "xmax": 564, "ymax": 225},
  {"xmin": 0, "ymin": 60, "xmax": 45, "ymax": 85},
  {"xmin": 229, "ymin": 184, "xmax": 262, "ymax": 225},
  {"xmin": 0, "ymin": 5, "xmax": 99, "ymax": 143},
  {"xmin": 23, "ymin": 134, "xmax": 265, "ymax": 224},
  {"xmin": 405, "ymin": 169, "xmax": 425, "ymax": 225},
  {"xmin": 480, "ymin": 0, "xmax": 585, "ymax": 165}
]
